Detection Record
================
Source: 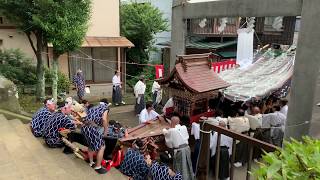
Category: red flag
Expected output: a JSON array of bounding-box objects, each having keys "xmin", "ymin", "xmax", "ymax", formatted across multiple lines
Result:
[{"xmin": 155, "ymin": 65, "xmax": 164, "ymax": 79}]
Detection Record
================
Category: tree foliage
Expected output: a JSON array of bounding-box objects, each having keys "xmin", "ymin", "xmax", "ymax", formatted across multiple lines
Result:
[
  {"xmin": 0, "ymin": 0, "xmax": 49, "ymax": 100},
  {"xmin": 32, "ymin": 0, "xmax": 91, "ymax": 56},
  {"xmin": 0, "ymin": 49, "xmax": 37, "ymax": 85},
  {"xmin": 253, "ymin": 136, "xmax": 320, "ymax": 180},
  {"xmin": 30, "ymin": 0, "xmax": 91, "ymax": 100},
  {"xmin": 120, "ymin": 2, "xmax": 168, "ymax": 77}
]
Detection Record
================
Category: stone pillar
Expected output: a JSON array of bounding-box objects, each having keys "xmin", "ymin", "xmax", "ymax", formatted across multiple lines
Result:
[
  {"xmin": 170, "ymin": 0, "xmax": 186, "ymax": 71},
  {"xmin": 285, "ymin": 0, "xmax": 320, "ymax": 140}
]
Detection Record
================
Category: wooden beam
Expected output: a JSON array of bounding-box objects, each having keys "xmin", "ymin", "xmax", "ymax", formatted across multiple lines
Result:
[{"xmin": 183, "ymin": 0, "xmax": 302, "ymax": 19}]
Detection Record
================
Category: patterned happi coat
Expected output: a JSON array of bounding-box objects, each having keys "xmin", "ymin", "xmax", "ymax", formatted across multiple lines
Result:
[
  {"xmin": 43, "ymin": 112, "xmax": 76, "ymax": 147},
  {"xmin": 150, "ymin": 162, "xmax": 183, "ymax": 180},
  {"xmin": 73, "ymin": 73, "xmax": 85, "ymax": 99},
  {"xmin": 119, "ymin": 148, "xmax": 150, "ymax": 180},
  {"xmin": 31, "ymin": 107, "xmax": 53, "ymax": 137},
  {"xmin": 81, "ymin": 103, "xmax": 108, "ymax": 151}
]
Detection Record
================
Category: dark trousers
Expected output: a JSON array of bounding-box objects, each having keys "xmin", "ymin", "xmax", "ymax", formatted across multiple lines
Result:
[
  {"xmin": 192, "ymin": 139, "xmax": 200, "ymax": 173},
  {"xmin": 211, "ymin": 146, "xmax": 230, "ymax": 179},
  {"xmin": 64, "ymin": 131, "xmax": 118, "ymax": 160}
]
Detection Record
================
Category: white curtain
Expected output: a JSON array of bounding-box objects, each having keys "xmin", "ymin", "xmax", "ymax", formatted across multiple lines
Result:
[{"xmin": 236, "ymin": 28, "xmax": 254, "ymax": 69}]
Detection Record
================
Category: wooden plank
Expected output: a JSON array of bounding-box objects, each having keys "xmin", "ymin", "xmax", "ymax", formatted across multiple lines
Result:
[
  {"xmin": 196, "ymin": 122, "xmax": 212, "ymax": 180},
  {"xmin": 205, "ymin": 123, "xmax": 277, "ymax": 152},
  {"xmin": 246, "ymin": 145, "xmax": 254, "ymax": 180},
  {"xmin": 230, "ymin": 139, "xmax": 237, "ymax": 180},
  {"xmin": 214, "ymin": 133, "xmax": 221, "ymax": 180}
]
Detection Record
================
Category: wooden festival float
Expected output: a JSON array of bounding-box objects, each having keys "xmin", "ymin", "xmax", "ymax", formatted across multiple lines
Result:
[{"xmin": 158, "ymin": 53, "xmax": 230, "ymax": 123}]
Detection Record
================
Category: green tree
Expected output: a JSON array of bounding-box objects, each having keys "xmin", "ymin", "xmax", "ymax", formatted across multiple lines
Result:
[
  {"xmin": 253, "ymin": 136, "xmax": 320, "ymax": 180},
  {"xmin": 32, "ymin": 0, "xmax": 91, "ymax": 100},
  {"xmin": 120, "ymin": 2, "xmax": 168, "ymax": 77},
  {"xmin": 0, "ymin": 0, "xmax": 48, "ymax": 101}
]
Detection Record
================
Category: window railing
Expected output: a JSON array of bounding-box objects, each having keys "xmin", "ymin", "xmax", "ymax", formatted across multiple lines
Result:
[
  {"xmin": 188, "ymin": 18, "xmax": 240, "ymax": 36},
  {"xmin": 196, "ymin": 121, "xmax": 278, "ymax": 180}
]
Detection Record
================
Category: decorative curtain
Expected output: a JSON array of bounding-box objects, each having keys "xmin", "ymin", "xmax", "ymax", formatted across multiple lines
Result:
[{"xmin": 236, "ymin": 28, "xmax": 254, "ymax": 69}]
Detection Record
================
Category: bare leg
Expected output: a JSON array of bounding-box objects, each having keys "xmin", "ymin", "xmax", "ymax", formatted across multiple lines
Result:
[
  {"xmin": 96, "ymin": 145, "xmax": 105, "ymax": 167},
  {"xmin": 88, "ymin": 149, "xmax": 94, "ymax": 166}
]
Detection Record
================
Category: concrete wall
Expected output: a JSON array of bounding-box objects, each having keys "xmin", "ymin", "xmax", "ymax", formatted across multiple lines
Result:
[
  {"xmin": 87, "ymin": 0, "xmax": 120, "ymax": 37},
  {"xmin": 0, "ymin": 29, "xmax": 36, "ymax": 60}
]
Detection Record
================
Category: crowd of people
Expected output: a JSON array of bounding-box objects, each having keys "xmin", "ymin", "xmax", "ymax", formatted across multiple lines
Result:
[{"xmin": 29, "ymin": 69, "xmax": 290, "ymax": 179}]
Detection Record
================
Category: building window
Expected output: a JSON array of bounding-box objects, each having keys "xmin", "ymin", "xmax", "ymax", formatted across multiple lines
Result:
[
  {"xmin": 264, "ymin": 17, "xmax": 284, "ymax": 32},
  {"xmin": 0, "ymin": 17, "xmax": 3, "ymax": 24}
]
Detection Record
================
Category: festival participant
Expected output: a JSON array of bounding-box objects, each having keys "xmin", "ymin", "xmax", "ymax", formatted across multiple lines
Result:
[
  {"xmin": 134, "ymin": 75, "xmax": 146, "ymax": 116},
  {"xmin": 112, "ymin": 70, "xmax": 125, "ymax": 106},
  {"xmin": 119, "ymin": 138, "xmax": 150, "ymax": 180},
  {"xmin": 30, "ymin": 98, "xmax": 56, "ymax": 137},
  {"xmin": 210, "ymin": 121, "xmax": 233, "ymax": 180},
  {"xmin": 162, "ymin": 113, "xmax": 194, "ymax": 180},
  {"xmin": 261, "ymin": 105, "xmax": 286, "ymax": 147},
  {"xmin": 151, "ymin": 80, "xmax": 161, "ymax": 109},
  {"xmin": 139, "ymin": 101, "xmax": 160, "ymax": 124},
  {"xmin": 150, "ymin": 152, "xmax": 182, "ymax": 180},
  {"xmin": 73, "ymin": 69, "xmax": 86, "ymax": 101},
  {"xmin": 81, "ymin": 98, "xmax": 110, "ymax": 174},
  {"xmin": 245, "ymin": 106, "xmax": 262, "ymax": 130},
  {"xmin": 43, "ymin": 103, "xmax": 81, "ymax": 148},
  {"xmin": 81, "ymin": 99, "xmax": 94, "ymax": 111},
  {"xmin": 279, "ymin": 99, "xmax": 288, "ymax": 117}
]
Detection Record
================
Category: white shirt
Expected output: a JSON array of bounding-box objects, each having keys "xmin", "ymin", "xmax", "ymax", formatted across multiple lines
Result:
[
  {"xmin": 151, "ymin": 81, "xmax": 161, "ymax": 94},
  {"xmin": 162, "ymin": 98, "xmax": 174, "ymax": 114},
  {"xmin": 139, "ymin": 108, "xmax": 159, "ymax": 124},
  {"xmin": 210, "ymin": 132, "xmax": 233, "ymax": 157},
  {"xmin": 280, "ymin": 105, "xmax": 288, "ymax": 117},
  {"xmin": 191, "ymin": 122, "xmax": 200, "ymax": 140},
  {"xmin": 134, "ymin": 80, "xmax": 146, "ymax": 98},
  {"xmin": 262, "ymin": 111, "xmax": 286, "ymax": 128},
  {"xmin": 112, "ymin": 75, "xmax": 121, "ymax": 86},
  {"xmin": 163, "ymin": 124, "xmax": 189, "ymax": 149},
  {"xmin": 245, "ymin": 113, "xmax": 262, "ymax": 130}
]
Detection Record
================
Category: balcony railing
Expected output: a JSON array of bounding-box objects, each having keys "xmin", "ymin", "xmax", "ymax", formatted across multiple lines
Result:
[
  {"xmin": 188, "ymin": 18, "xmax": 240, "ymax": 36},
  {"xmin": 196, "ymin": 121, "xmax": 278, "ymax": 180}
]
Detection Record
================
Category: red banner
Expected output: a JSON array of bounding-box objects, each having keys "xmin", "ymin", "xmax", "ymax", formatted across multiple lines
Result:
[
  {"xmin": 155, "ymin": 65, "xmax": 164, "ymax": 79},
  {"xmin": 212, "ymin": 59, "xmax": 237, "ymax": 73}
]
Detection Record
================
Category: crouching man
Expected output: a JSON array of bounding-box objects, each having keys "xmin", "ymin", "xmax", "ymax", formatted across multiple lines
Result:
[
  {"xmin": 43, "ymin": 104, "xmax": 81, "ymax": 148},
  {"xmin": 30, "ymin": 98, "xmax": 56, "ymax": 137}
]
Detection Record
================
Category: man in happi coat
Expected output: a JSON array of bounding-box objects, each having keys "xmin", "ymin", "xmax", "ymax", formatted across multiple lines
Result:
[
  {"xmin": 119, "ymin": 139, "xmax": 150, "ymax": 180},
  {"xmin": 150, "ymin": 152, "xmax": 183, "ymax": 180},
  {"xmin": 134, "ymin": 75, "xmax": 146, "ymax": 116},
  {"xmin": 162, "ymin": 113, "xmax": 194, "ymax": 180},
  {"xmin": 81, "ymin": 98, "xmax": 110, "ymax": 174},
  {"xmin": 30, "ymin": 98, "xmax": 56, "ymax": 137},
  {"xmin": 112, "ymin": 70, "xmax": 125, "ymax": 106},
  {"xmin": 43, "ymin": 104, "xmax": 80, "ymax": 148},
  {"xmin": 73, "ymin": 69, "xmax": 86, "ymax": 101}
]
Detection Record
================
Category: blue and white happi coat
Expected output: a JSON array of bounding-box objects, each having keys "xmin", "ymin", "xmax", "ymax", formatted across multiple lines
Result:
[
  {"xmin": 31, "ymin": 107, "xmax": 53, "ymax": 137},
  {"xmin": 81, "ymin": 103, "xmax": 109, "ymax": 151},
  {"xmin": 119, "ymin": 148, "xmax": 150, "ymax": 180},
  {"xmin": 73, "ymin": 73, "xmax": 85, "ymax": 98},
  {"xmin": 150, "ymin": 162, "xmax": 183, "ymax": 180},
  {"xmin": 43, "ymin": 112, "xmax": 76, "ymax": 147}
]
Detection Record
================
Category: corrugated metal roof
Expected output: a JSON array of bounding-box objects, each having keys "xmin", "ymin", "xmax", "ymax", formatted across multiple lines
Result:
[
  {"xmin": 156, "ymin": 39, "xmax": 237, "ymax": 50},
  {"xmin": 48, "ymin": 36, "xmax": 134, "ymax": 48},
  {"xmin": 83, "ymin": 37, "xmax": 134, "ymax": 47}
]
